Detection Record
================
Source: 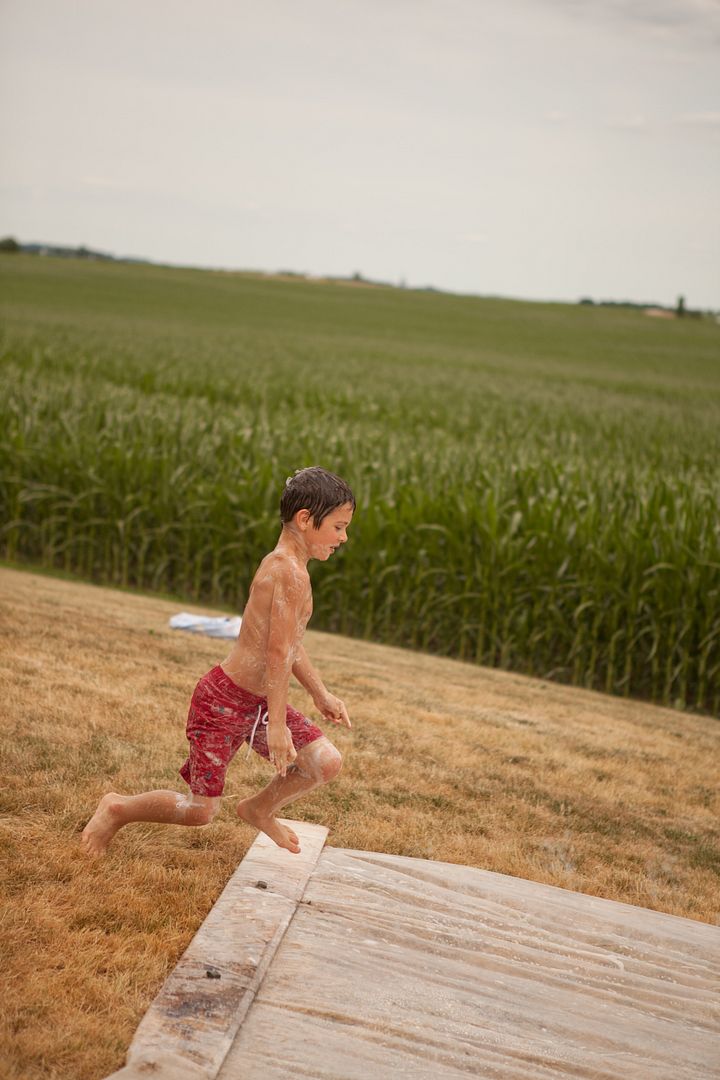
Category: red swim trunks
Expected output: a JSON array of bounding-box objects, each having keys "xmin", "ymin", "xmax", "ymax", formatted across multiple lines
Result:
[{"xmin": 179, "ymin": 665, "xmax": 324, "ymax": 797}]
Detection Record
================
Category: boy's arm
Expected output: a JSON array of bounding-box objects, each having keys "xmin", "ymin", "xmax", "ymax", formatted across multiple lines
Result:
[
  {"xmin": 293, "ymin": 644, "xmax": 352, "ymax": 729},
  {"xmin": 292, "ymin": 644, "xmax": 327, "ymax": 701},
  {"xmin": 264, "ymin": 567, "xmax": 305, "ymax": 772}
]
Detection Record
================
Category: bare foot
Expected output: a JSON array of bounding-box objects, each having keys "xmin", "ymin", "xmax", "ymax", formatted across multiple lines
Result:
[
  {"xmin": 282, "ymin": 823, "xmax": 300, "ymax": 848},
  {"xmin": 236, "ymin": 799, "xmax": 301, "ymax": 854},
  {"xmin": 81, "ymin": 793, "xmax": 125, "ymax": 856}
]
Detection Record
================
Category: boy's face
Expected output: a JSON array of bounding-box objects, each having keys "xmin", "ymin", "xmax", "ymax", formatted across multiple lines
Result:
[{"xmin": 307, "ymin": 502, "xmax": 354, "ymax": 561}]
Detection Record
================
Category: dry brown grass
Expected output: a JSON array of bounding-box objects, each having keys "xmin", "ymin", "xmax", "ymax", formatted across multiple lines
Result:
[{"xmin": 1, "ymin": 564, "xmax": 719, "ymax": 1080}]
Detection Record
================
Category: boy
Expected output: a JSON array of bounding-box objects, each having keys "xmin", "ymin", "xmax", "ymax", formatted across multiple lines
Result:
[{"xmin": 82, "ymin": 467, "xmax": 355, "ymax": 857}]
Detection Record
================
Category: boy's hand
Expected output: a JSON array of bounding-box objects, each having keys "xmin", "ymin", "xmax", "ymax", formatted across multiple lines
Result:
[
  {"xmin": 313, "ymin": 691, "xmax": 352, "ymax": 728},
  {"xmin": 267, "ymin": 723, "xmax": 297, "ymax": 777}
]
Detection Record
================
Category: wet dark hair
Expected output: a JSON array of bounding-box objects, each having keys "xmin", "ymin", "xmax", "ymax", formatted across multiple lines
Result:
[{"xmin": 280, "ymin": 467, "xmax": 355, "ymax": 528}]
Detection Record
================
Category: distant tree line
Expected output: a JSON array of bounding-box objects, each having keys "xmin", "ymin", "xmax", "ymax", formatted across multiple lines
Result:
[
  {"xmin": 0, "ymin": 236, "xmax": 148, "ymax": 263},
  {"xmin": 578, "ymin": 295, "xmax": 712, "ymax": 318}
]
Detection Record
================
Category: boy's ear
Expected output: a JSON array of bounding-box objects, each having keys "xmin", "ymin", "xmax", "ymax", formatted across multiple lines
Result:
[{"xmin": 295, "ymin": 509, "xmax": 312, "ymax": 530}]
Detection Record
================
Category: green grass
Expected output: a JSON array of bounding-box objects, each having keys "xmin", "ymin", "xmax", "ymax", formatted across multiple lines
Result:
[{"xmin": 1, "ymin": 253, "xmax": 719, "ymax": 714}]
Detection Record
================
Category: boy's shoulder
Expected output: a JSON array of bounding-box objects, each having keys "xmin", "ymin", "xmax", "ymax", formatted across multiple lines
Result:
[{"xmin": 255, "ymin": 550, "xmax": 309, "ymax": 594}]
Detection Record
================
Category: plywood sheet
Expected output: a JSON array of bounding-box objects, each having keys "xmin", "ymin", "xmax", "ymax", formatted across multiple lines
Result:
[{"xmin": 218, "ymin": 848, "xmax": 719, "ymax": 1080}]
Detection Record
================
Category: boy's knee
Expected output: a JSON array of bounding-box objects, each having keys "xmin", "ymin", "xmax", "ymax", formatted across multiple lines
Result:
[
  {"xmin": 319, "ymin": 744, "xmax": 343, "ymax": 782},
  {"xmin": 296, "ymin": 740, "xmax": 342, "ymax": 783},
  {"xmin": 183, "ymin": 795, "xmax": 220, "ymax": 826},
  {"xmin": 192, "ymin": 805, "xmax": 216, "ymax": 827}
]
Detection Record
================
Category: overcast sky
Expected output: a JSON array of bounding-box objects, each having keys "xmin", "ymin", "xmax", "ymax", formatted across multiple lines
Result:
[{"xmin": 1, "ymin": 0, "xmax": 718, "ymax": 306}]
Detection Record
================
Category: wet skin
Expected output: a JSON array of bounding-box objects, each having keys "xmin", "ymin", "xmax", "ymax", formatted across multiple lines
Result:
[{"xmin": 221, "ymin": 504, "xmax": 353, "ymax": 696}]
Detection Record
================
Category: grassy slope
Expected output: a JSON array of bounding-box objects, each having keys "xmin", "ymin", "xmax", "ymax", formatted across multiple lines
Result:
[{"xmin": 1, "ymin": 566, "xmax": 718, "ymax": 1080}]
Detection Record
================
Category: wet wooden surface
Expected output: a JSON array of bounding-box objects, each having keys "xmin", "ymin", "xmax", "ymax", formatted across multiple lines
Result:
[{"xmin": 218, "ymin": 847, "xmax": 719, "ymax": 1080}]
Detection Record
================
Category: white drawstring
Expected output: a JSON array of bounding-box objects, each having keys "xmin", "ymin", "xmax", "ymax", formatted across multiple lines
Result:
[{"xmin": 246, "ymin": 704, "xmax": 268, "ymax": 759}]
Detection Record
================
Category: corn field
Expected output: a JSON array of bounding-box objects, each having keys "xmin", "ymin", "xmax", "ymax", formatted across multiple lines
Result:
[{"xmin": 1, "ymin": 255, "xmax": 719, "ymax": 715}]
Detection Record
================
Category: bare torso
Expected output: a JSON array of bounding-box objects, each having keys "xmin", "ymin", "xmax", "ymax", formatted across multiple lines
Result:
[{"xmin": 220, "ymin": 551, "xmax": 312, "ymax": 695}]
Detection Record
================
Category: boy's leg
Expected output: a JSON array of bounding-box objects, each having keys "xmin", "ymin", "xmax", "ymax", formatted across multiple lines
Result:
[
  {"xmin": 237, "ymin": 736, "xmax": 342, "ymax": 854},
  {"xmin": 81, "ymin": 790, "xmax": 221, "ymax": 856}
]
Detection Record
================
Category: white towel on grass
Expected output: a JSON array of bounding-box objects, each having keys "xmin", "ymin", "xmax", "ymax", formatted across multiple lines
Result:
[{"xmin": 169, "ymin": 612, "xmax": 242, "ymax": 639}]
